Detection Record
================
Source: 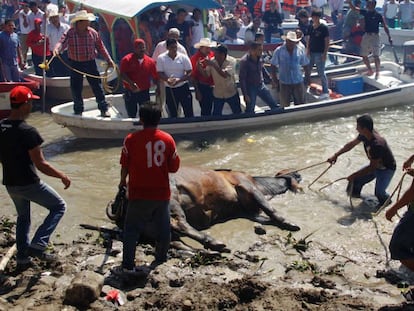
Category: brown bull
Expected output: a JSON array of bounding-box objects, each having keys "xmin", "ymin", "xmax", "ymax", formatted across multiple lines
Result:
[{"xmin": 106, "ymin": 166, "xmax": 301, "ymax": 253}]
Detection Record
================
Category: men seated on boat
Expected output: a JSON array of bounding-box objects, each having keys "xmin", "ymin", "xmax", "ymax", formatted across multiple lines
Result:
[
  {"xmin": 120, "ymin": 39, "xmax": 159, "ymax": 118},
  {"xmin": 383, "ymin": 0, "xmax": 399, "ymax": 28},
  {"xmin": 53, "ymin": 10, "xmax": 115, "ymax": 117},
  {"xmin": 348, "ymin": 0, "xmax": 391, "ymax": 79},
  {"xmin": 398, "ymin": 0, "xmax": 414, "ymax": 29},
  {"xmin": 197, "ymin": 44, "xmax": 242, "ymax": 116},
  {"xmin": 386, "ymin": 154, "xmax": 414, "ymax": 272},
  {"xmin": 0, "ymin": 19, "xmax": 25, "ymax": 82},
  {"xmin": 46, "ymin": 10, "xmax": 70, "ymax": 77},
  {"xmin": 244, "ymin": 17, "xmax": 262, "ymax": 43},
  {"xmin": 222, "ymin": 14, "xmax": 244, "ymax": 44},
  {"xmin": 270, "ymin": 31, "xmax": 309, "ymax": 107},
  {"xmin": 239, "ymin": 41, "xmax": 282, "ymax": 113},
  {"xmin": 328, "ymin": 114, "xmax": 396, "ymax": 209},
  {"xmin": 262, "ymin": 1, "xmax": 284, "ymax": 43},
  {"xmin": 190, "ymin": 38, "xmax": 215, "ymax": 116},
  {"xmin": 156, "ymin": 38, "xmax": 193, "ymax": 118},
  {"xmin": 27, "ymin": 18, "xmax": 51, "ymax": 76}
]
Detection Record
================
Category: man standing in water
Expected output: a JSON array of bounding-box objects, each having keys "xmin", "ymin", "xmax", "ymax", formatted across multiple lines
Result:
[
  {"xmin": 115, "ymin": 103, "xmax": 180, "ymax": 274},
  {"xmin": 0, "ymin": 86, "xmax": 71, "ymax": 268},
  {"xmin": 327, "ymin": 114, "xmax": 396, "ymax": 208}
]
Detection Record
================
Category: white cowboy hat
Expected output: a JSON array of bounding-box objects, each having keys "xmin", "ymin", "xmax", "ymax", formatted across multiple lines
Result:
[
  {"xmin": 48, "ymin": 9, "xmax": 60, "ymax": 17},
  {"xmin": 282, "ymin": 31, "xmax": 301, "ymax": 42},
  {"xmin": 194, "ymin": 37, "xmax": 216, "ymax": 49},
  {"xmin": 70, "ymin": 10, "xmax": 96, "ymax": 24}
]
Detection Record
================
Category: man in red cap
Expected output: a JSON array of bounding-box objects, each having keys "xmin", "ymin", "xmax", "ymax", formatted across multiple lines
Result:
[
  {"xmin": 26, "ymin": 18, "xmax": 51, "ymax": 76},
  {"xmin": 119, "ymin": 39, "xmax": 159, "ymax": 118},
  {"xmin": 0, "ymin": 86, "xmax": 71, "ymax": 268}
]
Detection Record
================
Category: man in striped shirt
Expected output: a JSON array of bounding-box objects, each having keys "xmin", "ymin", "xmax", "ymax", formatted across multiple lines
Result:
[{"xmin": 54, "ymin": 10, "xmax": 115, "ymax": 117}]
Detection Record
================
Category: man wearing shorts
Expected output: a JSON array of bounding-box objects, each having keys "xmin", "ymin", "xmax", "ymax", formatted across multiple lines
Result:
[{"xmin": 348, "ymin": 0, "xmax": 392, "ymax": 79}]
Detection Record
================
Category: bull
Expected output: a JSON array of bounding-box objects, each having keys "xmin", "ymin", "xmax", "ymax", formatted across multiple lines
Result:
[{"xmin": 105, "ymin": 166, "xmax": 301, "ymax": 253}]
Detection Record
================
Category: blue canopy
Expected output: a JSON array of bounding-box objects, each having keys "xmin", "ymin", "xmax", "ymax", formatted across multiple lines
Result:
[{"xmin": 67, "ymin": 0, "xmax": 221, "ymax": 19}]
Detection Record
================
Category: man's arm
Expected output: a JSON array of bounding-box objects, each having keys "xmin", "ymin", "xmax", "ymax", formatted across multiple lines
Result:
[
  {"xmin": 327, "ymin": 137, "xmax": 361, "ymax": 163},
  {"xmin": 29, "ymin": 146, "xmax": 70, "ymax": 189},
  {"xmin": 386, "ymin": 179, "xmax": 414, "ymax": 221},
  {"xmin": 119, "ymin": 166, "xmax": 128, "ymax": 187}
]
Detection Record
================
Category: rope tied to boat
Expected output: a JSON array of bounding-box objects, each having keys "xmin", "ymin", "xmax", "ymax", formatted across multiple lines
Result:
[{"xmin": 54, "ymin": 53, "xmax": 121, "ymax": 93}]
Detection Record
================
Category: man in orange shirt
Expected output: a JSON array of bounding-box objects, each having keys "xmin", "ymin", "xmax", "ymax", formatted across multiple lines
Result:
[
  {"xmin": 120, "ymin": 39, "xmax": 159, "ymax": 118},
  {"xmin": 190, "ymin": 38, "xmax": 215, "ymax": 116},
  {"xmin": 116, "ymin": 103, "xmax": 180, "ymax": 273}
]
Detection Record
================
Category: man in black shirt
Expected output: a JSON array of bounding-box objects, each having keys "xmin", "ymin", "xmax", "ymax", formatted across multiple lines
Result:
[
  {"xmin": 348, "ymin": 0, "xmax": 392, "ymax": 78},
  {"xmin": 0, "ymin": 86, "xmax": 71, "ymax": 268},
  {"xmin": 262, "ymin": 1, "xmax": 283, "ymax": 43}
]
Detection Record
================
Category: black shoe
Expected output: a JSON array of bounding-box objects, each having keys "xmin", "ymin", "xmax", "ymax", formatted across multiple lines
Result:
[
  {"xmin": 27, "ymin": 247, "xmax": 58, "ymax": 263},
  {"xmin": 100, "ymin": 110, "xmax": 111, "ymax": 118},
  {"xmin": 74, "ymin": 111, "xmax": 82, "ymax": 116}
]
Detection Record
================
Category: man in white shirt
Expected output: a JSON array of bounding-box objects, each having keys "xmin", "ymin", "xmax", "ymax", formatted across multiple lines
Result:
[
  {"xmin": 190, "ymin": 8, "xmax": 205, "ymax": 55},
  {"xmin": 28, "ymin": 1, "xmax": 44, "ymax": 31},
  {"xmin": 16, "ymin": 1, "xmax": 32, "ymax": 64},
  {"xmin": 383, "ymin": 0, "xmax": 399, "ymax": 27},
  {"xmin": 152, "ymin": 28, "xmax": 187, "ymax": 61},
  {"xmin": 47, "ymin": 10, "xmax": 69, "ymax": 76}
]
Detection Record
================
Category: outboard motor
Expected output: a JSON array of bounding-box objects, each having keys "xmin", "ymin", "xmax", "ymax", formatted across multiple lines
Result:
[{"xmin": 403, "ymin": 40, "xmax": 414, "ymax": 75}]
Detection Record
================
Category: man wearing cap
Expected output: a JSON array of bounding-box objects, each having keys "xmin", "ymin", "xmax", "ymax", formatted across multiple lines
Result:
[
  {"xmin": 0, "ymin": 19, "xmax": 25, "ymax": 81},
  {"xmin": 120, "ymin": 39, "xmax": 159, "ymax": 118},
  {"xmin": 191, "ymin": 38, "xmax": 215, "ymax": 116},
  {"xmin": 0, "ymin": 86, "xmax": 71, "ymax": 267},
  {"xmin": 47, "ymin": 10, "xmax": 70, "ymax": 76},
  {"xmin": 156, "ymin": 38, "xmax": 193, "ymax": 118},
  {"xmin": 200, "ymin": 44, "xmax": 242, "ymax": 115},
  {"xmin": 27, "ymin": 17, "xmax": 51, "ymax": 76},
  {"xmin": 54, "ymin": 10, "xmax": 115, "ymax": 117},
  {"xmin": 305, "ymin": 9, "xmax": 330, "ymax": 100},
  {"xmin": 270, "ymin": 31, "xmax": 309, "ymax": 107},
  {"xmin": 348, "ymin": 0, "xmax": 391, "ymax": 79}
]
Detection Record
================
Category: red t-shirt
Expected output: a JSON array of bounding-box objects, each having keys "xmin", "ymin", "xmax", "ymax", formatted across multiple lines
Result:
[
  {"xmin": 120, "ymin": 53, "xmax": 158, "ymax": 91},
  {"xmin": 26, "ymin": 30, "xmax": 51, "ymax": 57},
  {"xmin": 190, "ymin": 50, "xmax": 214, "ymax": 86},
  {"xmin": 120, "ymin": 128, "xmax": 180, "ymax": 200}
]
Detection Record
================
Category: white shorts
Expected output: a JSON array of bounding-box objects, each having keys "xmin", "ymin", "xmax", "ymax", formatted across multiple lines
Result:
[{"xmin": 360, "ymin": 33, "xmax": 381, "ymax": 57}]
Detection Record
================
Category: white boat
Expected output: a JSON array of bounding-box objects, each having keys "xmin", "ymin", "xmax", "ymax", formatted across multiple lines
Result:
[
  {"xmin": 379, "ymin": 27, "xmax": 413, "ymax": 47},
  {"xmin": 51, "ymin": 61, "xmax": 414, "ymax": 139},
  {"xmin": 22, "ymin": 59, "xmax": 118, "ymax": 102}
]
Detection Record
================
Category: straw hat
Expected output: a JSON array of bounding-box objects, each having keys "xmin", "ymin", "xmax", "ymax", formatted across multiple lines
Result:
[
  {"xmin": 282, "ymin": 31, "xmax": 301, "ymax": 42},
  {"xmin": 222, "ymin": 13, "xmax": 234, "ymax": 20},
  {"xmin": 70, "ymin": 10, "xmax": 96, "ymax": 24},
  {"xmin": 48, "ymin": 9, "xmax": 59, "ymax": 17},
  {"xmin": 194, "ymin": 38, "xmax": 216, "ymax": 49}
]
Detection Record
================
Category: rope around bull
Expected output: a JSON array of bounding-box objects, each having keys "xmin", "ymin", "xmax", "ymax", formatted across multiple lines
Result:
[{"xmin": 54, "ymin": 53, "xmax": 121, "ymax": 93}]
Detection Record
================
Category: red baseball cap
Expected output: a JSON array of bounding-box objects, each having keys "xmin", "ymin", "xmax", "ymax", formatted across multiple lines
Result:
[
  {"xmin": 134, "ymin": 38, "xmax": 145, "ymax": 48},
  {"xmin": 10, "ymin": 86, "xmax": 40, "ymax": 105},
  {"xmin": 34, "ymin": 18, "xmax": 42, "ymax": 24}
]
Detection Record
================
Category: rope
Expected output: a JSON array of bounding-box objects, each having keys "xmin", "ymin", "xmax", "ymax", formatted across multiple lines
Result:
[
  {"xmin": 308, "ymin": 163, "xmax": 333, "ymax": 189},
  {"xmin": 318, "ymin": 177, "xmax": 348, "ymax": 191},
  {"xmin": 286, "ymin": 161, "xmax": 328, "ymax": 174},
  {"xmin": 55, "ymin": 53, "xmax": 120, "ymax": 93},
  {"xmin": 372, "ymin": 173, "xmax": 407, "ymax": 217}
]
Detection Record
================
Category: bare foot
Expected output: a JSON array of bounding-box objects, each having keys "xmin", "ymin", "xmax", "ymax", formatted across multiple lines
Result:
[{"xmin": 375, "ymin": 72, "xmax": 379, "ymax": 80}]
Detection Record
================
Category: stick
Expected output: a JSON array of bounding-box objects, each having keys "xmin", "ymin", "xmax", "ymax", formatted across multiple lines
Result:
[
  {"xmin": 372, "ymin": 173, "xmax": 407, "ymax": 217},
  {"xmin": 318, "ymin": 177, "xmax": 347, "ymax": 191},
  {"xmin": 0, "ymin": 244, "xmax": 17, "ymax": 273},
  {"xmin": 390, "ymin": 42, "xmax": 400, "ymax": 64},
  {"xmin": 308, "ymin": 163, "xmax": 332, "ymax": 189}
]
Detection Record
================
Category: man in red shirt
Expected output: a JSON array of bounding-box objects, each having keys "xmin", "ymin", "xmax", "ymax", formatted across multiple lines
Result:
[
  {"xmin": 190, "ymin": 38, "xmax": 215, "ymax": 116},
  {"xmin": 27, "ymin": 18, "xmax": 51, "ymax": 76},
  {"xmin": 116, "ymin": 103, "xmax": 180, "ymax": 273},
  {"xmin": 120, "ymin": 39, "xmax": 159, "ymax": 118}
]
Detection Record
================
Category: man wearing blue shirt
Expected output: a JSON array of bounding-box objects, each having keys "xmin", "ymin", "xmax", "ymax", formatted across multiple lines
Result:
[
  {"xmin": 0, "ymin": 19, "xmax": 25, "ymax": 81},
  {"xmin": 270, "ymin": 31, "xmax": 309, "ymax": 107}
]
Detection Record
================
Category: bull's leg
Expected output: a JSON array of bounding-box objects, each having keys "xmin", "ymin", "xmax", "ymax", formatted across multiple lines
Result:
[
  {"xmin": 235, "ymin": 184, "xmax": 300, "ymax": 231},
  {"xmin": 169, "ymin": 200, "xmax": 230, "ymax": 252}
]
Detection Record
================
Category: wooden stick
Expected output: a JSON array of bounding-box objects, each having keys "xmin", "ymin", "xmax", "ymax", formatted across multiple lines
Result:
[
  {"xmin": 0, "ymin": 243, "xmax": 17, "ymax": 273},
  {"xmin": 308, "ymin": 163, "xmax": 333, "ymax": 189},
  {"xmin": 318, "ymin": 177, "xmax": 347, "ymax": 191}
]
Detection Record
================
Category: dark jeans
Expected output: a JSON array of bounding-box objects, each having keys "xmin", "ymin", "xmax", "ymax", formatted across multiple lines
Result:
[
  {"xmin": 49, "ymin": 51, "xmax": 70, "ymax": 77},
  {"xmin": 245, "ymin": 83, "xmax": 279, "ymax": 113},
  {"xmin": 123, "ymin": 89, "xmax": 150, "ymax": 118},
  {"xmin": 32, "ymin": 54, "xmax": 51, "ymax": 77},
  {"xmin": 197, "ymin": 83, "xmax": 214, "ymax": 116},
  {"xmin": 122, "ymin": 199, "xmax": 171, "ymax": 269},
  {"xmin": 165, "ymin": 83, "xmax": 193, "ymax": 118},
  {"xmin": 213, "ymin": 93, "xmax": 242, "ymax": 115},
  {"xmin": 69, "ymin": 59, "xmax": 108, "ymax": 114},
  {"xmin": 264, "ymin": 27, "xmax": 283, "ymax": 44}
]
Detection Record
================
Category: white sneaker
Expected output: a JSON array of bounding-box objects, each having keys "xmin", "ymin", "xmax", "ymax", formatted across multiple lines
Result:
[{"xmin": 319, "ymin": 93, "xmax": 330, "ymax": 100}]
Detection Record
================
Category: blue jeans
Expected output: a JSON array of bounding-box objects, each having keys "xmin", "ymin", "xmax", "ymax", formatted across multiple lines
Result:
[
  {"xmin": 212, "ymin": 93, "xmax": 242, "ymax": 115},
  {"xmin": 1, "ymin": 63, "xmax": 21, "ymax": 82},
  {"xmin": 348, "ymin": 166, "xmax": 395, "ymax": 204},
  {"xmin": 122, "ymin": 199, "xmax": 171, "ymax": 269},
  {"xmin": 245, "ymin": 83, "xmax": 279, "ymax": 113},
  {"xmin": 69, "ymin": 59, "xmax": 108, "ymax": 114},
  {"xmin": 6, "ymin": 181, "xmax": 66, "ymax": 260},
  {"xmin": 123, "ymin": 89, "xmax": 150, "ymax": 118},
  {"xmin": 309, "ymin": 52, "xmax": 328, "ymax": 94}
]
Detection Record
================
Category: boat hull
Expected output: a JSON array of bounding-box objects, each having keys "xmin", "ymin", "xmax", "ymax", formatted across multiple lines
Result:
[
  {"xmin": 0, "ymin": 79, "xmax": 39, "ymax": 119},
  {"xmin": 379, "ymin": 27, "xmax": 412, "ymax": 47}
]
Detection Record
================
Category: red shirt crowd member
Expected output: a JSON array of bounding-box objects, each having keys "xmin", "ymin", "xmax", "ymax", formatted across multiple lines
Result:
[
  {"xmin": 190, "ymin": 38, "xmax": 215, "ymax": 116},
  {"xmin": 117, "ymin": 103, "xmax": 180, "ymax": 273},
  {"xmin": 27, "ymin": 18, "xmax": 51, "ymax": 76},
  {"xmin": 120, "ymin": 39, "xmax": 159, "ymax": 118}
]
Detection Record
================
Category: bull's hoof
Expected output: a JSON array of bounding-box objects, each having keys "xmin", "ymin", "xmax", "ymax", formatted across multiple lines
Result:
[{"xmin": 279, "ymin": 222, "xmax": 300, "ymax": 231}]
